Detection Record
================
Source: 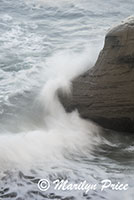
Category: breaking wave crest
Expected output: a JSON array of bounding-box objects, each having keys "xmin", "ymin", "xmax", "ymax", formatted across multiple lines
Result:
[{"xmin": 0, "ymin": 49, "xmax": 102, "ymax": 171}]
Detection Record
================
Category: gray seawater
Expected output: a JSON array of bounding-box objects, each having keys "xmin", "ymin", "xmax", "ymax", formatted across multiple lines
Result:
[{"xmin": 0, "ymin": 0, "xmax": 134, "ymax": 199}]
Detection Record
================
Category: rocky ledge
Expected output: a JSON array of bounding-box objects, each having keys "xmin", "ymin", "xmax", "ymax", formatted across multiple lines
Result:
[{"xmin": 60, "ymin": 16, "xmax": 134, "ymax": 133}]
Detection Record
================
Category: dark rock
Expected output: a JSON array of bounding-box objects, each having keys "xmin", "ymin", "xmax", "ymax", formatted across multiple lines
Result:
[{"xmin": 60, "ymin": 16, "xmax": 134, "ymax": 133}]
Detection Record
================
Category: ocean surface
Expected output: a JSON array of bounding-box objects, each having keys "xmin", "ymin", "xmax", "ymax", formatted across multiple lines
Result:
[{"xmin": 0, "ymin": 0, "xmax": 134, "ymax": 199}]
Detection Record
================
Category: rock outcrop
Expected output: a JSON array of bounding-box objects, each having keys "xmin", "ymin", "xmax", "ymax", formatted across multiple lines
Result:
[{"xmin": 60, "ymin": 16, "xmax": 134, "ymax": 133}]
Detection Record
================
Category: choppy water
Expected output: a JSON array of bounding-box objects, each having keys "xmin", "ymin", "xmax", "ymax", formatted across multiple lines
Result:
[{"xmin": 0, "ymin": 0, "xmax": 134, "ymax": 199}]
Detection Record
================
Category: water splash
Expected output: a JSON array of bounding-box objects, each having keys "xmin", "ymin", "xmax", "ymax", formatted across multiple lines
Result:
[{"xmin": 0, "ymin": 49, "xmax": 101, "ymax": 171}]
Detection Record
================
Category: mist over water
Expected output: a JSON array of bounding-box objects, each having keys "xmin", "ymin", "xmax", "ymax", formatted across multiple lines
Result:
[
  {"xmin": 0, "ymin": 49, "xmax": 101, "ymax": 170},
  {"xmin": 0, "ymin": 0, "xmax": 134, "ymax": 199}
]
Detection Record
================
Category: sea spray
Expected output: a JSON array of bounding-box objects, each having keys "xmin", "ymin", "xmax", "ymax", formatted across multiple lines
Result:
[{"xmin": 0, "ymin": 50, "xmax": 102, "ymax": 170}]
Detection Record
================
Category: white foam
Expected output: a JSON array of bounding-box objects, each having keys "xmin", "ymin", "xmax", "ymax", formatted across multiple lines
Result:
[{"xmin": 0, "ymin": 49, "xmax": 101, "ymax": 171}]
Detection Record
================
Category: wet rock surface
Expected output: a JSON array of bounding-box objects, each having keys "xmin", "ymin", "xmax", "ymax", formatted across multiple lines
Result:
[{"xmin": 60, "ymin": 16, "xmax": 134, "ymax": 133}]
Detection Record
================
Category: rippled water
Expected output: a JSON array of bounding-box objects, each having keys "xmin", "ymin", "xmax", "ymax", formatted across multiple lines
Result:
[{"xmin": 0, "ymin": 0, "xmax": 134, "ymax": 199}]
